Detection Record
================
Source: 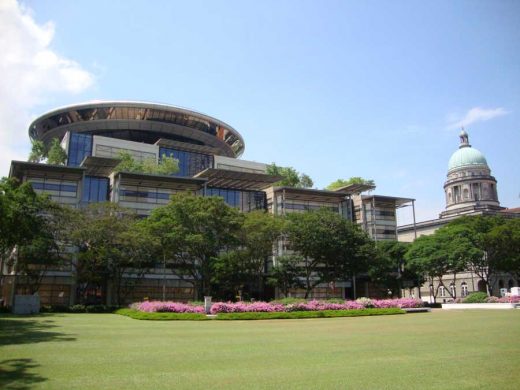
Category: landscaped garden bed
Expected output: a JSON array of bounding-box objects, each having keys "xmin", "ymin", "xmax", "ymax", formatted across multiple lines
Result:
[
  {"xmin": 121, "ymin": 298, "xmax": 422, "ymax": 320},
  {"xmin": 442, "ymin": 292, "xmax": 520, "ymax": 310}
]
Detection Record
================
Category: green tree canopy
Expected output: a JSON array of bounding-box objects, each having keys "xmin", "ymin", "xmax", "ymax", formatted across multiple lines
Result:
[
  {"xmin": 326, "ymin": 177, "xmax": 375, "ymax": 191},
  {"xmin": 115, "ymin": 151, "xmax": 179, "ymax": 176},
  {"xmin": 284, "ymin": 208, "xmax": 374, "ymax": 298},
  {"xmin": 142, "ymin": 193, "xmax": 244, "ymax": 298},
  {"xmin": 369, "ymin": 240, "xmax": 418, "ymax": 297},
  {"xmin": 213, "ymin": 210, "xmax": 283, "ymax": 299},
  {"xmin": 70, "ymin": 203, "xmax": 155, "ymax": 305},
  {"xmin": 266, "ymin": 163, "xmax": 313, "ymax": 188},
  {"xmin": 28, "ymin": 138, "xmax": 67, "ymax": 165}
]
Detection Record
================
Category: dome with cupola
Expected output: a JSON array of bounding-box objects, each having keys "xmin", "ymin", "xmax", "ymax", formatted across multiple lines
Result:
[
  {"xmin": 448, "ymin": 129, "xmax": 488, "ymax": 172},
  {"xmin": 441, "ymin": 129, "xmax": 501, "ymax": 218}
]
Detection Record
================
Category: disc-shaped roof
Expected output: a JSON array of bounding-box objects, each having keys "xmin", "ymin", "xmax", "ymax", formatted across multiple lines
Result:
[{"xmin": 29, "ymin": 101, "xmax": 245, "ymax": 158}]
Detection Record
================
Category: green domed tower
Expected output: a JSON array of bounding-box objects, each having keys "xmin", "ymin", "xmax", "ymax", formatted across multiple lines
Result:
[{"xmin": 440, "ymin": 129, "xmax": 501, "ymax": 218}]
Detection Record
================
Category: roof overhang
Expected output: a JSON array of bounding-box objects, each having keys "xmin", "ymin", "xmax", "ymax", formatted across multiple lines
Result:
[
  {"xmin": 362, "ymin": 194, "xmax": 415, "ymax": 207},
  {"xmin": 116, "ymin": 171, "xmax": 207, "ymax": 191},
  {"xmin": 194, "ymin": 168, "xmax": 281, "ymax": 191},
  {"xmin": 333, "ymin": 183, "xmax": 376, "ymax": 194},
  {"xmin": 9, "ymin": 161, "xmax": 85, "ymax": 180},
  {"xmin": 273, "ymin": 186, "xmax": 348, "ymax": 202},
  {"xmin": 80, "ymin": 156, "xmax": 121, "ymax": 176}
]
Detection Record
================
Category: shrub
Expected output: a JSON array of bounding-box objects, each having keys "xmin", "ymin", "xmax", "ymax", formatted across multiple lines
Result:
[
  {"xmin": 85, "ymin": 305, "xmax": 119, "ymax": 313},
  {"xmin": 216, "ymin": 308, "xmax": 405, "ymax": 320},
  {"xmin": 70, "ymin": 304, "xmax": 87, "ymax": 313},
  {"xmin": 356, "ymin": 297, "xmax": 374, "ymax": 308},
  {"xmin": 463, "ymin": 292, "xmax": 488, "ymax": 303},
  {"xmin": 115, "ymin": 308, "xmax": 208, "ymax": 321},
  {"xmin": 485, "ymin": 296, "xmax": 500, "ymax": 303},
  {"xmin": 269, "ymin": 297, "xmax": 307, "ymax": 305},
  {"xmin": 132, "ymin": 301, "xmax": 205, "ymax": 313}
]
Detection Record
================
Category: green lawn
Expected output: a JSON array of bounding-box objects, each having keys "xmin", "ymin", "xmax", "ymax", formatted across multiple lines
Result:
[{"xmin": 1, "ymin": 310, "xmax": 519, "ymax": 389}]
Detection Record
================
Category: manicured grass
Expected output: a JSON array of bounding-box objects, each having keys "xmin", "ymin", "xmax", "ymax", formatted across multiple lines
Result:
[
  {"xmin": 1, "ymin": 310, "xmax": 519, "ymax": 389},
  {"xmin": 215, "ymin": 308, "xmax": 405, "ymax": 320}
]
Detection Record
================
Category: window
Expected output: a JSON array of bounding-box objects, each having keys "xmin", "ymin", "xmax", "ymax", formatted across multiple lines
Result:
[
  {"xmin": 82, "ymin": 176, "xmax": 109, "ymax": 203},
  {"xmin": 439, "ymin": 286, "xmax": 446, "ymax": 297},
  {"xmin": 449, "ymin": 283, "xmax": 456, "ymax": 297},
  {"xmin": 67, "ymin": 133, "xmax": 93, "ymax": 167},
  {"xmin": 159, "ymin": 147, "xmax": 213, "ymax": 177},
  {"xmin": 461, "ymin": 283, "xmax": 468, "ymax": 297}
]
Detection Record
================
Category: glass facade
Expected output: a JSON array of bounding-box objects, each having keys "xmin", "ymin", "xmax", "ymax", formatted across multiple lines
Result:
[
  {"xmin": 68, "ymin": 133, "xmax": 92, "ymax": 167},
  {"xmin": 206, "ymin": 187, "xmax": 266, "ymax": 212},
  {"xmin": 27, "ymin": 177, "xmax": 79, "ymax": 206},
  {"xmin": 159, "ymin": 147, "xmax": 213, "ymax": 177},
  {"xmin": 82, "ymin": 176, "xmax": 109, "ymax": 204}
]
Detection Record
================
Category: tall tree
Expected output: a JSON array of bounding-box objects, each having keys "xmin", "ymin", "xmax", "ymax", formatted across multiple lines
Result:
[
  {"xmin": 143, "ymin": 193, "xmax": 243, "ymax": 298},
  {"xmin": 28, "ymin": 139, "xmax": 47, "ymax": 163},
  {"xmin": 267, "ymin": 255, "xmax": 305, "ymax": 298},
  {"xmin": 284, "ymin": 208, "xmax": 373, "ymax": 298},
  {"xmin": 447, "ymin": 215, "xmax": 511, "ymax": 295},
  {"xmin": 0, "ymin": 178, "xmax": 53, "ymax": 304},
  {"xmin": 266, "ymin": 163, "xmax": 313, "ymax": 188},
  {"xmin": 46, "ymin": 138, "xmax": 68, "ymax": 165},
  {"xmin": 213, "ymin": 210, "xmax": 283, "ymax": 299},
  {"xmin": 70, "ymin": 203, "xmax": 154, "ymax": 305},
  {"xmin": 369, "ymin": 241, "xmax": 411, "ymax": 297}
]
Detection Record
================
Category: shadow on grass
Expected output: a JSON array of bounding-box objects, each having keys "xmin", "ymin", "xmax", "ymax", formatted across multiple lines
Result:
[
  {"xmin": 0, "ymin": 359, "xmax": 46, "ymax": 390},
  {"xmin": 0, "ymin": 315, "xmax": 76, "ymax": 347}
]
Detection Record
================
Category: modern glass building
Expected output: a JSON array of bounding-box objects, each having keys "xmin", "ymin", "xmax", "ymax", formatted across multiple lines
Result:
[{"xmin": 6, "ymin": 101, "xmax": 413, "ymax": 305}]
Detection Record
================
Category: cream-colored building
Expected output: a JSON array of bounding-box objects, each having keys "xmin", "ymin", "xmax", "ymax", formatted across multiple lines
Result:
[{"xmin": 397, "ymin": 130, "xmax": 519, "ymax": 301}]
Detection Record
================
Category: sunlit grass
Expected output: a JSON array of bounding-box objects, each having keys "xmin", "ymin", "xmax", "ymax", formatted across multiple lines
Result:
[{"xmin": 1, "ymin": 310, "xmax": 519, "ymax": 389}]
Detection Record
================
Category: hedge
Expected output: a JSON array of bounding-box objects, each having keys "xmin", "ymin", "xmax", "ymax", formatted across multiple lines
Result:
[
  {"xmin": 215, "ymin": 308, "xmax": 406, "ymax": 320},
  {"xmin": 115, "ymin": 308, "xmax": 209, "ymax": 321}
]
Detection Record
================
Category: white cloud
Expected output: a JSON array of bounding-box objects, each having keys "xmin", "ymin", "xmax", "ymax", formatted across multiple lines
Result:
[
  {"xmin": 446, "ymin": 107, "xmax": 509, "ymax": 130},
  {"xmin": 0, "ymin": 0, "xmax": 94, "ymax": 176}
]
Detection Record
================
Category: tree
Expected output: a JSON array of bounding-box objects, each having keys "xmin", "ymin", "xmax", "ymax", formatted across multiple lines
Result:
[
  {"xmin": 213, "ymin": 211, "xmax": 283, "ymax": 299},
  {"xmin": 115, "ymin": 151, "xmax": 179, "ymax": 175},
  {"xmin": 488, "ymin": 218, "xmax": 520, "ymax": 280},
  {"xmin": 28, "ymin": 138, "xmax": 67, "ymax": 165},
  {"xmin": 326, "ymin": 177, "xmax": 375, "ymax": 191},
  {"xmin": 0, "ymin": 178, "xmax": 55, "ymax": 304},
  {"xmin": 143, "ymin": 193, "xmax": 243, "ymax": 298},
  {"xmin": 369, "ymin": 241, "xmax": 410, "ymax": 297},
  {"xmin": 46, "ymin": 138, "xmax": 67, "ymax": 165},
  {"xmin": 267, "ymin": 255, "xmax": 305, "ymax": 298},
  {"xmin": 70, "ymin": 203, "xmax": 154, "ymax": 305},
  {"xmin": 28, "ymin": 139, "xmax": 47, "ymax": 163},
  {"xmin": 405, "ymin": 226, "xmax": 482, "ymax": 302},
  {"xmin": 284, "ymin": 208, "xmax": 374, "ymax": 298},
  {"xmin": 266, "ymin": 163, "xmax": 313, "ymax": 188},
  {"xmin": 447, "ymin": 215, "xmax": 513, "ymax": 295}
]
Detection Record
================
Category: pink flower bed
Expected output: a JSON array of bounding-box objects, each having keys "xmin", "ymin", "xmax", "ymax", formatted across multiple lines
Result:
[
  {"xmin": 209, "ymin": 298, "xmax": 423, "ymax": 314},
  {"xmin": 132, "ymin": 301, "xmax": 205, "ymax": 313},
  {"xmin": 486, "ymin": 296, "xmax": 520, "ymax": 304},
  {"xmin": 131, "ymin": 298, "xmax": 424, "ymax": 314}
]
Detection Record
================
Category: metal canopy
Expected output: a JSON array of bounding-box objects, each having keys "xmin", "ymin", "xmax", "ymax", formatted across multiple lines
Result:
[
  {"xmin": 362, "ymin": 194, "xmax": 415, "ymax": 207},
  {"xmin": 332, "ymin": 183, "xmax": 376, "ymax": 194},
  {"xmin": 273, "ymin": 186, "xmax": 348, "ymax": 202},
  {"xmin": 117, "ymin": 172, "xmax": 207, "ymax": 191},
  {"xmin": 194, "ymin": 168, "xmax": 281, "ymax": 191},
  {"xmin": 80, "ymin": 156, "xmax": 121, "ymax": 176},
  {"xmin": 9, "ymin": 160, "xmax": 84, "ymax": 180}
]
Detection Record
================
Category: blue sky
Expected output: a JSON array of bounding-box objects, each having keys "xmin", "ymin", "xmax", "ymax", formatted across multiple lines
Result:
[{"xmin": 1, "ymin": 0, "xmax": 519, "ymax": 223}]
